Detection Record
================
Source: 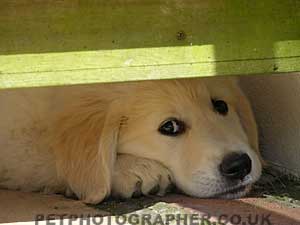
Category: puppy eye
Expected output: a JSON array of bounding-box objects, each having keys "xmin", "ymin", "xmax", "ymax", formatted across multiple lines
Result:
[
  {"xmin": 158, "ymin": 118, "xmax": 185, "ymax": 136},
  {"xmin": 212, "ymin": 99, "xmax": 228, "ymax": 115}
]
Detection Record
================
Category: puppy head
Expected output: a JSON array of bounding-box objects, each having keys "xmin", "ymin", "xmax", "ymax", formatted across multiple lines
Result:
[{"xmin": 118, "ymin": 78, "xmax": 262, "ymax": 198}]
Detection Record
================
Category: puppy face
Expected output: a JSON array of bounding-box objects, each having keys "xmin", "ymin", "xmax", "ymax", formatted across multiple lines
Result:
[{"xmin": 118, "ymin": 78, "xmax": 262, "ymax": 198}]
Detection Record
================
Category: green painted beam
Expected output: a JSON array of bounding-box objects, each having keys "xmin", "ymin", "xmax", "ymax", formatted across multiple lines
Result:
[{"xmin": 0, "ymin": 0, "xmax": 299, "ymax": 89}]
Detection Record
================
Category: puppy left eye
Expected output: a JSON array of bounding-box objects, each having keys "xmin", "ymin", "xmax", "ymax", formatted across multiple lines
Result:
[
  {"xmin": 158, "ymin": 118, "xmax": 185, "ymax": 136},
  {"xmin": 212, "ymin": 99, "xmax": 229, "ymax": 115}
]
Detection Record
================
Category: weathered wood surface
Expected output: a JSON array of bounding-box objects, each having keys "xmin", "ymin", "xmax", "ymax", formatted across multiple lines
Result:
[{"xmin": 0, "ymin": 0, "xmax": 299, "ymax": 89}]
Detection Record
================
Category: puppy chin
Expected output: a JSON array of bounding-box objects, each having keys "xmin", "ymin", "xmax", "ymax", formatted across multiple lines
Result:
[
  {"xmin": 179, "ymin": 182, "xmax": 252, "ymax": 200},
  {"xmin": 175, "ymin": 171, "xmax": 260, "ymax": 200},
  {"xmin": 213, "ymin": 184, "xmax": 252, "ymax": 199}
]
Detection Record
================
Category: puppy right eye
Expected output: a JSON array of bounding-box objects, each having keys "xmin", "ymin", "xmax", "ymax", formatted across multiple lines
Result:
[
  {"xmin": 158, "ymin": 118, "xmax": 185, "ymax": 136},
  {"xmin": 211, "ymin": 99, "xmax": 229, "ymax": 115}
]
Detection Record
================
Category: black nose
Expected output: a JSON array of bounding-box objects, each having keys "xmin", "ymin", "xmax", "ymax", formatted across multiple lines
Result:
[{"xmin": 220, "ymin": 152, "xmax": 252, "ymax": 180}]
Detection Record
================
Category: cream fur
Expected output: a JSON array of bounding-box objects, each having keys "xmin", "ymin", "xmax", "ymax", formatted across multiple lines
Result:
[{"xmin": 0, "ymin": 78, "xmax": 262, "ymax": 203}]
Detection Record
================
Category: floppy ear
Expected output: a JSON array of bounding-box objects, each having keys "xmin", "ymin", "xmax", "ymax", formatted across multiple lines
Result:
[{"xmin": 52, "ymin": 98, "xmax": 122, "ymax": 204}]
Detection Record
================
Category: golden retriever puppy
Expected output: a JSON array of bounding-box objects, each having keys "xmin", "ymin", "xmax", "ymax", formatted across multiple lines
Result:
[{"xmin": 0, "ymin": 77, "xmax": 262, "ymax": 204}]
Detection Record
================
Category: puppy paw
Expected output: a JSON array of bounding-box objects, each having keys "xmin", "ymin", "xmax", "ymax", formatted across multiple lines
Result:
[{"xmin": 111, "ymin": 154, "xmax": 174, "ymax": 199}]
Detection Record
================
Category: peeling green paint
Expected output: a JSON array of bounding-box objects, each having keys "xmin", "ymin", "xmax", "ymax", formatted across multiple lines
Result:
[{"xmin": 0, "ymin": 0, "xmax": 299, "ymax": 89}]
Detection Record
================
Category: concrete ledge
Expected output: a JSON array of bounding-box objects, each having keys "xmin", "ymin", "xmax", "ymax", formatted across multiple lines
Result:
[
  {"xmin": 0, "ymin": 190, "xmax": 106, "ymax": 223},
  {"xmin": 1, "ymin": 190, "xmax": 299, "ymax": 224}
]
